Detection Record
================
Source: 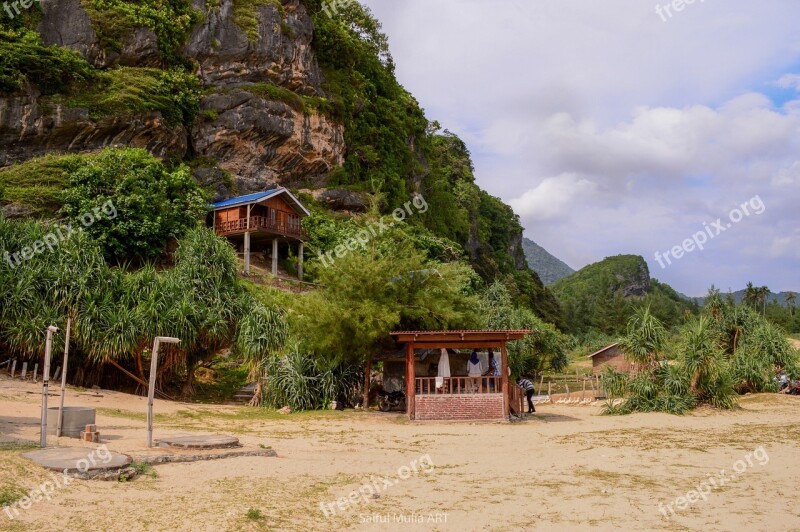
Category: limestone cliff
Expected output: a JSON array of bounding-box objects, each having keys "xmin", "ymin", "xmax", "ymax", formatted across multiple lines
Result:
[{"xmin": 0, "ymin": 0, "xmax": 343, "ymax": 193}]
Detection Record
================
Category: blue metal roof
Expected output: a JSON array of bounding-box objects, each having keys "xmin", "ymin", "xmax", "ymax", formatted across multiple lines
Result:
[{"xmin": 212, "ymin": 189, "xmax": 283, "ymax": 209}]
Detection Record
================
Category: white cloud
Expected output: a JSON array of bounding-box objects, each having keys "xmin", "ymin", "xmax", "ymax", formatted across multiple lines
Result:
[
  {"xmin": 361, "ymin": 0, "xmax": 800, "ymax": 294},
  {"xmin": 774, "ymin": 74, "xmax": 800, "ymax": 91},
  {"xmin": 508, "ymin": 174, "xmax": 598, "ymax": 221}
]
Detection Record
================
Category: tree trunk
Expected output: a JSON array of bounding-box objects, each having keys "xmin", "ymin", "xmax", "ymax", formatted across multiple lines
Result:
[
  {"xmin": 181, "ymin": 362, "xmax": 198, "ymax": 398},
  {"xmin": 135, "ymin": 349, "xmax": 146, "ymax": 382},
  {"xmin": 249, "ymin": 380, "xmax": 263, "ymax": 407},
  {"xmin": 363, "ymin": 355, "xmax": 372, "ymax": 409}
]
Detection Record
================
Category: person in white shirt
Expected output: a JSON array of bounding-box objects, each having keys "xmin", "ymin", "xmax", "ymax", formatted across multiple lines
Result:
[{"xmin": 467, "ymin": 351, "xmax": 483, "ymax": 392}]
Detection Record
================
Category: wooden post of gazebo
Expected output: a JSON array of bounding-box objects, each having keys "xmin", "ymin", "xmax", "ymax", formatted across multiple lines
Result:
[
  {"xmin": 406, "ymin": 342, "xmax": 415, "ymax": 420},
  {"xmin": 271, "ymin": 238, "xmax": 278, "ymax": 276},
  {"xmin": 298, "ymin": 242, "xmax": 304, "ymax": 281},
  {"xmin": 501, "ymin": 343, "xmax": 509, "ymax": 418}
]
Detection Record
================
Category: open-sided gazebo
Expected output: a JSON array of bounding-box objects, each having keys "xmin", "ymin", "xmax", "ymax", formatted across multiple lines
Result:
[{"xmin": 389, "ymin": 330, "xmax": 532, "ymax": 421}]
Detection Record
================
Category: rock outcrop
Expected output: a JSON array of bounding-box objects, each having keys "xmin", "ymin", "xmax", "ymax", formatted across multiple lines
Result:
[
  {"xmin": 0, "ymin": 95, "xmax": 188, "ymax": 167},
  {"xmin": 3, "ymin": 0, "xmax": 343, "ymax": 191}
]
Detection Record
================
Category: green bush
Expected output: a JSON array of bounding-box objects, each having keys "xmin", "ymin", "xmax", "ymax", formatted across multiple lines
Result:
[
  {"xmin": 231, "ymin": 0, "xmax": 285, "ymax": 42},
  {"xmin": 60, "ymin": 67, "xmax": 201, "ymax": 126},
  {"xmin": 0, "ymin": 153, "xmax": 88, "ymax": 216},
  {"xmin": 82, "ymin": 0, "xmax": 203, "ymax": 62},
  {"xmin": 0, "ymin": 28, "xmax": 96, "ymax": 95},
  {"xmin": 58, "ymin": 148, "xmax": 209, "ymax": 262},
  {"xmin": 236, "ymin": 82, "xmax": 334, "ymax": 116},
  {"xmin": 262, "ymin": 347, "xmax": 360, "ymax": 411}
]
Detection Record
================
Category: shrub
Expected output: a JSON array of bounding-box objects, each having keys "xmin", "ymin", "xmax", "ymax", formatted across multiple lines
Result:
[
  {"xmin": 231, "ymin": 0, "xmax": 285, "ymax": 42},
  {"xmin": 0, "ymin": 28, "xmax": 96, "ymax": 95},
  {"xmin": 59, "ymin": 148, "xmax": 209, "ymax": 262},
  {"xmin": 60, "ymin": 67, "xmax": 202, "ymax": 126},
  {"xmin": 261, "ymin": 347, "xmax": 361, "ymax": 411},
  {"xmin": 0, "ymin": 153, "xmax": 87, "ymax": 216},
  {"xmin": 82, "ymin": 0, "xmax": 203, "ymax": 62}
]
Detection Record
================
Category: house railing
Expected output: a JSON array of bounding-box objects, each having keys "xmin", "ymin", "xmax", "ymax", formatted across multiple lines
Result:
[
  {"xmin": 216, "ymin": 214, "xmax": 305, "ymax": 238},
  {"xmin": 415, "ymin": 376, "xmax": 501, "ymax": 395}
]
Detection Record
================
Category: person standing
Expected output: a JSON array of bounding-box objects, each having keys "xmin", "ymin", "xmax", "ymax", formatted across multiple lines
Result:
[
  {"xmin": 483, "ymin": 350, "xmax": 500, "ymax": 391},
  {"xmin": 517, "ymin": 377, "xmax": 536, "ymax": 413},
  {"xmin": 467, "ymin": 351, "xmax": 483, "ymax": 393}
]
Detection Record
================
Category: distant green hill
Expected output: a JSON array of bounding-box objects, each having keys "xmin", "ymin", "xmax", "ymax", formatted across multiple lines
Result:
[
  {"xmin": 521, "ymin": 238, "xmax": 575, "ymax": 285},
  {"xmin": 551, "ymin": 255, "xmax": 698, "ymax": 335}
]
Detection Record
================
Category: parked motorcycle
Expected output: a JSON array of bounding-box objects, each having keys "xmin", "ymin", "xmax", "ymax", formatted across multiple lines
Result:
[{"xmin": 377, "ymin": 389, "xmax": 406, "ymax": 412}]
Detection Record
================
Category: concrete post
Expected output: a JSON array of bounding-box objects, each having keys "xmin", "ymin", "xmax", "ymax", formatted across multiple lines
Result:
[
  {"xmin": 147, "ymin": 336, "xmax": 181, "ymax": 448},
  {"xmin": 244, "ymin": 231, "xmax": 251, "ymax": 275},
  {"xmin": 57, "ymin": 317, "xmax": 71, "ymax": 438},
  {"xmin": 298, "ymin": 241, "xmax": 304, "ymax": 281},
  {"xmin": 271, "ymin": 238, "xmax": 278, "ymax": 276},
  {"xmin": 41, "ymin": 325, "xmax": 59, "ymax": 448}
]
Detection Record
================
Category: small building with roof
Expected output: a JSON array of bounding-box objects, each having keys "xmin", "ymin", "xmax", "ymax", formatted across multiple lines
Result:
[
  {"xmin": 387, "ymin": 330, "xmax": 532, "ymax": 421},
  {"xmin": 211, "ymin": 188, "xmax": 310, "ymax": 279},
  {"xmin": 587, "ymin": 343, "xmax": 632, "ymax": 375}
]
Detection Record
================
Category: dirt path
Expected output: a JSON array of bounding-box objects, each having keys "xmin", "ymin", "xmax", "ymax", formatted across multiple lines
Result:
[{"xmin": 1, "ymin": 375, "xmax": 799, "ymax": 531}]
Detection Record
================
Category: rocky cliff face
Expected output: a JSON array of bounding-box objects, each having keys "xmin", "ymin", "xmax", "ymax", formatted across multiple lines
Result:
[
  {"xmin": 0, "ymin": 0, "xmax": 343, "ymax": 193},
  {"xmin": 0, "ymin": 95, "xmax": 188, "ymax": 167}
]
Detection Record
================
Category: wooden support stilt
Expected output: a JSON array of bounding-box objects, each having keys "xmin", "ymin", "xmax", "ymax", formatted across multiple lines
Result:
[
  {"xmin": 548, "ymin": 381, "xmax": 552, "ymax": 399},
  {"xmin": 298, "ymin": 241, "xmax": 304, "ymax": 281},
  {"xmin": 11, "ymin": 359, "xmax": 16, "ymax": 378},
  {"xmin": 581, "ymin": 378, "xmax": 586, "ymax": 400},
  {"xmin": 21, "ymin": 362, "xmax": 27, "ymax": 380},
  {"xmin": 243, "ymin": 231, "xmax": 251, "ymax": 275},
  {"xmin": 271, "ymin": 238, "xmax": 278, "ymax": 276},
  {"xmin": 538, "ymin": 375, "xmax": 544, "ymax": 396},
  {"xmin": 33, "ymin": 363, "xmax": 38, "ymax": 383},
  {"xmin": 53, "ymin": 366, "xmax": 61, "ymax": 381}
]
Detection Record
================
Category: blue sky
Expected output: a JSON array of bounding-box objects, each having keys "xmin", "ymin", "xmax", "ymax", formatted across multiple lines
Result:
[{"xmin": 361, "ymin": 0, "xmax": 800, "ymax": 296}]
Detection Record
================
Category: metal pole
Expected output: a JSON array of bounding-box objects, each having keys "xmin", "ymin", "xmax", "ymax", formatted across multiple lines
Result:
[
  {"xmin": 56, "ymin": 318, "xmax": 71, "ymax": 438},
  {"xmin": 40, "ymin": 325, "xmax": 59, "ymax": 448},
  {"xmin": 147, "ymin": 336, "xmax": 180, "ymax": 448}
]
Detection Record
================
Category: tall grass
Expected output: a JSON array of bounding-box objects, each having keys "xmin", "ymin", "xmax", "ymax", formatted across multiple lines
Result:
[{"xmin": 261, "ymin": 346, "xmax": 361, "ymax": 410}]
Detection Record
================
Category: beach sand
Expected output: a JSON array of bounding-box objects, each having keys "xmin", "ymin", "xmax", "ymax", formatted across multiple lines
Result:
[{"xmin": 1, "ymin": 374, "xmax": 798, "ymax": 531}]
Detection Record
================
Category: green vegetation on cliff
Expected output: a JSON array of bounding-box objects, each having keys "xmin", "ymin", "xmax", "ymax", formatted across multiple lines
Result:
[
  {"xmin": 82, "ymin": 0, "xmax": 202, "ymax": 60},
  {"xmin": 0, "ymin": 153, "xmax": 85, "ymax": 216},
  {"xmin": 58, "ymin": 67, "xmax": 202, "ymax": 125},
  {"xmin": 0, "ymin": 28, "xmax": 96, "ymax": 95}
]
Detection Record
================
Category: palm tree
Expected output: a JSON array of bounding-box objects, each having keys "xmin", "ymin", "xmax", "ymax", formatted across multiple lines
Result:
[
  {"xmin": 618, "ymin": 305, "xmax": 667, "ymax": 371},
  {"xmin": 743, "ymin": 282, "xmax": 758, "ymax": 309},
  {"xmin": 756, "ymin": 286, "xmax": 770, "ymax": 316},
  {"xmin": 786, "ymin": 292, "xmax": 797, "ymax": 317}
]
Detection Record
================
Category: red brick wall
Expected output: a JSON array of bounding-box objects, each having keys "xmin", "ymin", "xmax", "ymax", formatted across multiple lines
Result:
[{"xmin": 414, "ymin": 394, "xmax": 505, "ymax": 421}]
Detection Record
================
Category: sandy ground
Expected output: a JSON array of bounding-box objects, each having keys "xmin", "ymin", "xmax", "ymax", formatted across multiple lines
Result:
[{"xmin": 1, "ymin": 374, "xmax": 799, "ymax": 532}]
